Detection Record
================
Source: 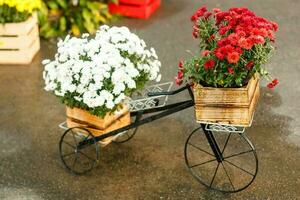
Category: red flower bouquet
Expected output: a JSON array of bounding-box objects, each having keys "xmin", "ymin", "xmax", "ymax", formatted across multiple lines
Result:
[{"xmin": 177, "ymin": 7, "xmax": 279, "ymax": 88}]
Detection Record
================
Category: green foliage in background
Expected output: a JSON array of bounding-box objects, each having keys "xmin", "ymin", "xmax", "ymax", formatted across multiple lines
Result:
[
  {"xmin": 0, "ymin": 4, "xmax": 31, "ymax": 23},
  {"xmin": 0, "ymin": 0, "xmax": 42, "ymax": 23},
  {"xmin": 38, "ymin": 0, "xmax": 117, "ymax": 38}
]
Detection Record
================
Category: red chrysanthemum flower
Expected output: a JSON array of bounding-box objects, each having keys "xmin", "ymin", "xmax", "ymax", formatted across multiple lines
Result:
[
  {"xmin": 235, "ymin": 47, "xmax": 243, "ymax": 54},
  {"xmin": 236, "ymin": 30, "xmax": 246, "ymax": 37},
  {"xmin": 208, "ymin": 34, "xmax": 215, "ymax": 41},
  {"xmin": 202, "ymin": 50, "xmax": 210, "ymax": 56},
  {"xmin": 271, "ymin": 22, "xmax": 279, "ymax": 31},
  {"xmin": 214, "ymin": 49, "xmax": 226, "ymax": 60},
  {"xmin": 267, "ymin": 82, "xmax": 274, "ymax": 89},
  {"xmin": 178, "ymin": 60, "xmax": 184, "ymax": 69},
  {"xmin": 228, "ymin": 33, "xmax": 239, "ymax": 46},
  {"xmin": 227, "ymin": 52, "xmax": 240, "ymax": 64},
  {"xmin": 191, "ymin": 6, "xmax": 207, "ymax": 21},
  {"xmin": 272, "ymin": 78, "xmax": 279, "ymax": 86},
  {"xmin": 175, "ymin": 77, "xmax": 183, "ymax": 86},
  {"xmin": 193, "ymin": 30, "xmax": 199, "ymax": 38},
  {"xmin": 213, "ymin": 8, "xmax": 221, "ymax": 13},
  {"xmin": 219, "ymin": 26, "xmax": 231, "ymax": 35},
  {"xmin": 191, "ymin": 14, "xmax": 198, "ymax": 22},
  {"xmin": 204, "ymin": 12, "xmax": 212, "ymax": 20},
  {"xmin": 204, "ymin": 59, "xmax": 215, "ymax": 70},
  {"xmin": 177, "ymin": 71, "xmax": 184, "ymax": 79},
  {"xmin": 267, "ymin": 30, "xmax": 275, "ymax": 41},
  {"xmin": 238, "ymin": 37, "xmax": 253, "ymax": 50},
  {"xmin": 246, "ymin": 61, "xmax": 254, "ymax": 70},
  {"xmin": 228, "ymin": 67, "xmax": 234, "ymax": 74},
  {"xmin": 224, "ymin": 45, "xmax": 235, "ymax": 53},
  {"xmin": 217, "ymin": 38, "xmax": 230, "ymax": 47},
  {"xmin": 267, "ymin": 78, "xmax": 279, "ymax": 89},
  {"xmin": 251, "ymin": 35, "xmax": 265, "ymax": 44}
]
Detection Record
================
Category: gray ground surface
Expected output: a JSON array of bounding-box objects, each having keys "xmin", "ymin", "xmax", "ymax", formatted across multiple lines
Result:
[{"xmin": 1, "ymin": 0, "xmax": 300, "ymax": 199}]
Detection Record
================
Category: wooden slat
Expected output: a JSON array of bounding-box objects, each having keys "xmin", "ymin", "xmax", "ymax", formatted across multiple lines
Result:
[
  {"xmin": 246, "ymin": 74, "xmax": 259, "ymax": 102},
  {"xmin": 0, "ymin": 14, "xmax": 37, "ymax": 36},
  {"xmin": 66, "ymin": 105, "xmax": 129, "ymax": 130},
  {"xmin": 194, "ymin": 74, "xmax": 259, "ymax": 106},
  {"xmin": 0, "ymin": 36, "xmax": 40, "ymax": 65},
  {"xmin": 0, "ymin": 25, "xmax": 39, "ymax": 49},
  {"xmin": 194, "ymin": 77, "xmax": 260, "ymax": 127}
]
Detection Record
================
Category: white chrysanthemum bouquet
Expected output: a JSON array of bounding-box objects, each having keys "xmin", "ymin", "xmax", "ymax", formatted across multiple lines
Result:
[{"xmin": 43, "ymin": 25, "xmax": 161, "ymax": 118}]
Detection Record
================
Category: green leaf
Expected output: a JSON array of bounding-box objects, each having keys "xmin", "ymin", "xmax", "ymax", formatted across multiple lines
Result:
[
  {"xmin": 47, "ymin": 1, "xmax": 59, "ymax": 9},
  {"xmin": 56, "ymin": 0, "xmax": 68, "ymax": 9},
  {"xmin": 82, "ymin": 8, "xmax": 92, "ymax": 21},
  {"xmin": 59, "ymin": 16, "xmax": 67, "ymax": 31}
]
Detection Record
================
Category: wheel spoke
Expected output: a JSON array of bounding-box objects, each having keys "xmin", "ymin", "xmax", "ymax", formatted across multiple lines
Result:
[
  {"xmin": 63, "ymin": 141, "xmax": 75, "ymax": 148},
  {"xmin": 62, "ymin": 152, "xmax": 76, "ymax": 158},
  {"xmin": 125, "ymin": 131, "xmax": 130, "ymax": 138},
  {"xmin": 189, "ymin": 158, "xmax": 217, "ymax": 168},
  {"xmin": 210, "ymin": 162, "xmax": 220, "ymax": 187},
  {"xmin": 221, "ymin": 133, "xmax": 232, "ymax": 155},
  {"xmin": 72, "ymin": 131, "xmax": 79, "ymax": 146},
  {"xmin": 79, "ymin": 151, "xmax": 96, "ymax": 162},
  {"xmin": 224, "ymin": 160, "xmax": 255, "ymax": 176},
  {"xmin": 72, "ymin": 156, "xmax": 78, "ymax": 170},
  {"xmin": 223, "ymin": 149, "xmax": 254, "ymax": 159},
  {"xmin": 221, "ymin": 162, "xmax": 235, "ymax": 191},
  {"xmin": 188, "ymin": 142, "xmax": 214, "ymax": 157}
]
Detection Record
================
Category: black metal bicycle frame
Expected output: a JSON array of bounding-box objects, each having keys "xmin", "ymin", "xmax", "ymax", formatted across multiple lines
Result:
[{"xmin": 77, "ymin": 84, "xmax": 225, "ymax": 161}]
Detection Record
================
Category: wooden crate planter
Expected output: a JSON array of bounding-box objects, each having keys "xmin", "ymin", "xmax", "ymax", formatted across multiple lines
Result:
[
  {"xmin": 109, "ymin": 0, "xmax": 161, "ymax": 19},
  {"xmin": 66, "ymin": 105, "xmax": 131, "ymax": 143},
  {"xmin": 194, "ymin": 74, "xmax": 260, "ymax": 126},
  {"xmin": 0, "ymin": 14, "xmax": 40, "ymax": 65}
]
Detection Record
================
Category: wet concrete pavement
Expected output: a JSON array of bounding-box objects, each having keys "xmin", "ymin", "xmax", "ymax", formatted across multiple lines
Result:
[{"xmin": 1, "ymin": 0, "xmax": 300, "ymax": 199}]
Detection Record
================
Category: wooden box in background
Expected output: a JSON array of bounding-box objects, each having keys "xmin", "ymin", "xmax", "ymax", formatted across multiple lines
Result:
[{"xmin": 0, "ymin": 14, "xmax": 40, "ymax": 65}]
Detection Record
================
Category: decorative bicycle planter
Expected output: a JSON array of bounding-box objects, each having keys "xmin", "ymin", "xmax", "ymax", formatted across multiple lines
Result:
[
  {"xmin": 58, "ymin": 81, "xmax": 258, "ymax": 193},
  {"xmin": 45, "ymin": 6, "xmax": 279, "ymax": 191}
]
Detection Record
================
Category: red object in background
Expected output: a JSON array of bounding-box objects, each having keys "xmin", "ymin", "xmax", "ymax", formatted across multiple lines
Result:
[
  {"xmin": 109, "ymin": 0, "xmax": 161, "ymax": 19},
  {"xmin": 119, "ymin": 0, "xmax": 153, "ymax": 6}
]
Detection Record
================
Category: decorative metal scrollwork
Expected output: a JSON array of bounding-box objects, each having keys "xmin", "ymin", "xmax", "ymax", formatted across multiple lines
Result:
[
  {"xmin": 205, "ymin": 123, "xmax": 245, "ymax": 133},
  {"xmin": 126, "ymin": 82, "xmax": 173, "ymax": 112}
]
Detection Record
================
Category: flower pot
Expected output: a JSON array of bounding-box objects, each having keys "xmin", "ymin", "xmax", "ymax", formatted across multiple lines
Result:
[
  {"xmin": 0, "ymin": 13, "xmax": 40, "ymax": 65},
  {"xmin": 194, "ymin": 74, "xmax": 260, "ymax": 126},
  {"xmin": 66, "ymin": 105, "xmax": 131, "ymax": 144},
  {"xmin": 109, "ymin": 0, "xmax": 160, "ymax": 19}
]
